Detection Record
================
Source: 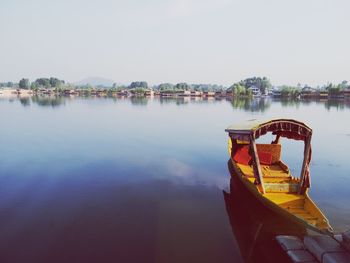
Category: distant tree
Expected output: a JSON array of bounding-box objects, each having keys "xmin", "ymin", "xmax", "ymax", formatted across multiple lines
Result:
[
  {"xmin": 246, "ymin": 88, "xmax": 253, "ymax": 97},
  {"xmin": 129, "ymin": 81, "xmax": 148, "ymax": 89},
  {"xmin": 7, "ymin": 82, "xmax": 14, "ymax": 87},
  {"xmin": 339, "ymin": 80, "xmax": 348, "ymax": 89},
  {"xmin": 326, "ymin": 82, "xmax": 342, "ymax": 96},
  {"xmin": 280, "ymin": 85, "xmax": 300, "ymax": 98},
  {"xmin": 49, "ymin": 77, "xmax": 63, "ymax": 88},
  {"xmin": 174, "ymin": 83, "xmax": 190, "ymax": 90},
  {"xmin": 229, "ymin": 83, "xmax": 246, "ymax": 96},
  {"xmin": 35, "ymin": 78, "xmax": 50, "ymax": 87},
  {"xmin": 158, "ymin": 83, "xmax": 174, "ymax": 90},
  {"xmin": 111, "ymin": 83, "xmax": 126, "ymax": 91},
  {"xmin": 325, "ymin": 82, "xmax": 333, "ymax": 90},
  {"xmin": 19, "ymin": 78, "xmax": 30, "ymax": 89},
  {"xmin": 30, "ymin": 82, "xmax": 38, "ymax": 90}
]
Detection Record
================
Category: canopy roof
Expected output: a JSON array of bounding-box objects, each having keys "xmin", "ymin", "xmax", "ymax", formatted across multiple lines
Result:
[{"xmin": 225, "ymin": 118, "xmax": 312, "ymax": 140}]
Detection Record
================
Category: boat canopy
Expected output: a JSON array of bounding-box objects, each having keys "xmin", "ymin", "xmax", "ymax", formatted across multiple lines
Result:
[{"xmin": 225, "ymin": 118, "xmax": 312, "ymax": 141}]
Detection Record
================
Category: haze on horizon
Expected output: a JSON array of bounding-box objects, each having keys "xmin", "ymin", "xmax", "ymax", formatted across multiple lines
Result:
[{"xmin": 0, "ymin": 0, "xmax": 349, "ymax": 87}]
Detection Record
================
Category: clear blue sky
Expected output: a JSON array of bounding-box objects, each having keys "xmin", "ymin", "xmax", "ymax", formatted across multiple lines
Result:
[{"xmin": 0, "ymin": 0, "xmax": 349, "ymax": 86}]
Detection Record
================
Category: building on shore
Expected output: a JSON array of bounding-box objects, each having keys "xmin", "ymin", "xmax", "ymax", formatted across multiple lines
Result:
[
  {"xmin": 202, "ymin": 91, "xmax": 215, "ymax": 97},
  {"xmin": 37, "ymin": 88, "xmax": 52, "ymax": 95},
  {"xmin": 130, "ymin": 89, "xmax": 144, "ymax": 97},
  {"xmin": 215, "ymin": 91, "xmax": 225, "ymax": 98},
  {"xmin": 300, "ymin": 87, "xmax": 317, "ymax": 99},
  {"xmin": 343, "ymin": 88, "xmax": 350, "ymax": 100},
  {"xmin": 160, "ymin": 90, "xmax": 176, "ymax": 98},
  {"xmin": 328, "ymin": 90, "xmax": 344, "ymax": 99},
  {"xmin": 225, "ymin": 88, "xmax": 233, "ymax": 98},
  {"xmin": 190, "ymin": 90, "xmax": 202, "ymax": 97},
  {"xmin": 315, "ymin": 90, "xmax": 328, "ymax": 100},
  {"xmin": 116, "ymin": 89, "xmax": 130, "ymax": 96},
  {"xmin": 63, "ymin": 89, "xmax": 78, "ymax": 96},
  {"xmin": 176, "ymin": 90, "xmax": 191, "ymax": 97},
  {"xmin": 96, "ymin": 89, "xmax": 107, "ymax": 97},
  {"xmin": 145, "ymin": 89, "xmax": 154, "ymax": 97},
  {"xmin": 247, "ymin": 86, "xmax": 261, "ymax": 97},
  {"xmin": 0, "ymin": 88, "xmax": 33, "ymax": 97},
  {"xmin": 18, "ymin": 89, "xmax": 33, "ymax": 96},
  {"xmin": 272, "ymin": 88, "xmax": 282, "ymax": 98}
]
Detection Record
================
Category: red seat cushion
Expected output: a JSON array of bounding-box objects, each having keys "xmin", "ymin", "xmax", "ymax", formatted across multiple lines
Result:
[
  {"xmin": 233, "ymin": 146, "xmax": 272, "ymax": 165},
  {"xmin": 233, "ymin": 146, "xmax": 251, "ymax": 165},
  {"xmin": 258, "ymin": 151, "xmax": 273, "ymax": 165}
]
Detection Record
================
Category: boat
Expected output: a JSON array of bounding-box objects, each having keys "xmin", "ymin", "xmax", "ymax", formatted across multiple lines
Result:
[{"xmin": 225, "ymin": 118, "xmax": 333, "ymax": 234}]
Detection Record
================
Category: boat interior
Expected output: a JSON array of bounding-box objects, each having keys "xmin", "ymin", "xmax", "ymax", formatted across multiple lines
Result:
[
  {"xmin": 232, "ymin": 142, "xmax": 328, "ymax": 229},
  {"xmin": 233, "ymin": 143, "xmax": 299, "ymax": 193}
]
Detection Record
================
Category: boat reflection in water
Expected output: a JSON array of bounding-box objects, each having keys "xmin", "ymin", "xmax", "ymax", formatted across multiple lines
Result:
[{"xmin": 224, "ymin": 160, "xmax": 307, "ymax": 263}]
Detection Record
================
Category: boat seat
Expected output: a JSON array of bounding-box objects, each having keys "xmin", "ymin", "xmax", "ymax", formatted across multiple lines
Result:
[
  {"xmin": 264, "ymin": 182, "xmax": 298, "ymax": 193},
  {"xmin": 233, "ymin": 143, "xmax": 282, "ymax": 164},
  {"xmin": 256, "ymin": 144, "xmax": 282, "ymax": 164},
  {"xmin": 234, "ymin": 143, "xmax": 291, "ymax": 178},
  {"xmin": 237, "ymin": 162, "xmax": 291, "ymax": 178}
]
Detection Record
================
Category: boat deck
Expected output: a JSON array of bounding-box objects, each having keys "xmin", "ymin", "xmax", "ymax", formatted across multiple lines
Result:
[
  {"xmin": 237, "ymin": 163, "xmax": 291, "ymax": 178},
  {"xmin": 239, "ymin": 162, "xmax": 299, "ymax": 193},
  {"xmin": 264, "ymin": 193, "xmax": 319, "ymax": 226},
  {"xmin": 264, "ymin": 193, "xmax": 304, "ymax": 205}
]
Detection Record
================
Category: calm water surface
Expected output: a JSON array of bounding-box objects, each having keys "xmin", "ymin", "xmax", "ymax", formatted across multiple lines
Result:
[{"xmin": 0, "ymin": 96, "xmax": 350, "ymax": 263}]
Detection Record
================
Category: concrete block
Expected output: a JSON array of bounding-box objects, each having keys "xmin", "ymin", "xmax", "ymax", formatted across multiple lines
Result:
[
  {"xmin": 286, "ymin": 250, "xmax": 318, "ymax": 263},
  {"xmin": 323, "ymin": 252, "xmax": 350, "ymax": 263},
  {"xmin": 304, "ymin": 235, "xmax": 344, "ymax": 262},
  {"xmin": 276, "ymin": 235, "xmax": 305, "ymax": 251}
]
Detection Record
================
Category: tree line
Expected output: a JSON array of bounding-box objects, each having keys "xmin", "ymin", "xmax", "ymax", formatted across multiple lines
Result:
[
  {"xmin": 1, "ymin": 77, "xmax": 349, "ymax": 98},
  {"xmin": 17, "ymin": 77, "xmax": 66, "ymax": 90}
]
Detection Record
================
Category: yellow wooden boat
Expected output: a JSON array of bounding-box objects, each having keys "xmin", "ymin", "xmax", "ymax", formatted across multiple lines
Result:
[{"xmin": 225, "ymin": 118, "xmax": 333, "ymax": 234}]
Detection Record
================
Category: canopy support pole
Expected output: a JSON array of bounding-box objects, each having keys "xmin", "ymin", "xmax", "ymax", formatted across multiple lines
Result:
[
  {"xmin": 250, "ymin": 135, "xmax": 265, "ymax": 194},
  {"xmin": 298, "ymin": 135, "xmax": 312, "ymax": 194},
  {"xmin": 271, "ymin": 134, "xmax": 281, "ymax": 144}
]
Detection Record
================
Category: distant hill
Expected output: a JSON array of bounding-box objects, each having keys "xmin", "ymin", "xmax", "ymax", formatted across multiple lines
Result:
[{"xmin": 74, "ymin": 77, "xmax": 116, "ymax": 87}]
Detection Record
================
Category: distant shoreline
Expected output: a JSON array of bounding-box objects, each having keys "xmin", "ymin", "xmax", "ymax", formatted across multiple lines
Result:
[{"xmin": 1, "ymin": 88, "xmax": 350, "ymax": 103}]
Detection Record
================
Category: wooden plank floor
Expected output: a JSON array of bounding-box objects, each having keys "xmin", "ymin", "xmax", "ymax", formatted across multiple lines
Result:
[
  {"xmin": 264, "ymin": 193, "xmax": 318, "ymax": 225},
  {"xmin": 264, "ymin": 193, "xmax": 305, "ymax": 205}
]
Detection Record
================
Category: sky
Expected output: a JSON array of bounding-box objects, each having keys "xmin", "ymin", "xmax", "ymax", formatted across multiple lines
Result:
[{"xmin": 0, "ymin": 0, "xmax": 349, "ymax": 86}]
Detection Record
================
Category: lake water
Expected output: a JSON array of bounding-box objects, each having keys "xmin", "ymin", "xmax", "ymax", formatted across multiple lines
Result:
[{"xmin": 0, "ymin": 96, "xmax": 350, "ymax": 263}]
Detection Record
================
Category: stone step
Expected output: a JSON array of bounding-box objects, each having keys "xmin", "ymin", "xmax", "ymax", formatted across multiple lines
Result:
[{"xmin": 276, "ymin": 234, "xmax": 350, "ymax": 263}]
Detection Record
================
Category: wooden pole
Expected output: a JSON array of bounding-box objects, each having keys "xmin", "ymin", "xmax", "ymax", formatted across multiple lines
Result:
[
  {"xmin": 298, "ymin": 135, "xmax": 312, "ymax": 194},
  {"xmin": 250, "ymin": 135, "xmax": 265, "ymax": 194}
]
